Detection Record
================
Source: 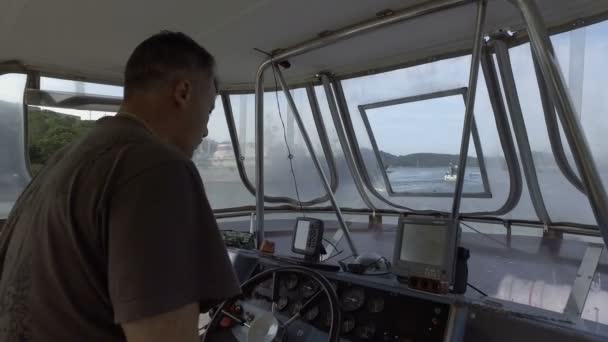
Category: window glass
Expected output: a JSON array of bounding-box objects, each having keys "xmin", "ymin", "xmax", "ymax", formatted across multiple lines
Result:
[
  {"xmin": 340, "ymin": 55, "xmax": 512, "ymax": 215},
  {"xmin": 230, "ymin": 85, "xmax": 335, "ymax": 206},
  {"xmin": 361, "ymin": 91, "xmax": 489, "ymax": 196},
  {"xmin": 192, "ymin": 98, "xmax": 254, "ymax": 209},
  {"xmin": 507, "ymin": 20, "xmax": 608, "ymax": 225},
  {"xmin": 27, "ymin": 106, "xmax": 113, "ymax": 174},
  {"xmin": 0, "ymin": 74, "xmax": 29, "ymax": 217}
]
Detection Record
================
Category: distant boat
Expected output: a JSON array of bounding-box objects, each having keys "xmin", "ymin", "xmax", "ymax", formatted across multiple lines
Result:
[{"xmin": 444, "ymin": 163, "xmax": 458, "ymax": 182}]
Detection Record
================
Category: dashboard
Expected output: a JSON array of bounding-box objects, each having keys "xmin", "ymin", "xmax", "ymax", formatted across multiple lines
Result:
[
  {"xmin": 223, "ymin": 252, "xmax": 452, "ymax": 342},
  {"xmin": 252, "ymin": 272, "xmax": 450, "ymax": 341}
]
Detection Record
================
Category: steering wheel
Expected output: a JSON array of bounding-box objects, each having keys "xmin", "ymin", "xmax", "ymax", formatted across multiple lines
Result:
[{"xmin": 202, "ymin": 266, "xmax": 342, "ymax": 342}]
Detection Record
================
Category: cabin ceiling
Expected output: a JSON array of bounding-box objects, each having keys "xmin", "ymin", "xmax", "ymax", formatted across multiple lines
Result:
[{"xmin": 0, "ymin": 0, "xmax": 606, "ymax": 89}]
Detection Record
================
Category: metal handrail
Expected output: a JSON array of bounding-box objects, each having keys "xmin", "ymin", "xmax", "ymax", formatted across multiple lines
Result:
[
  {"xmin": 451, "ymin": 0, "xmax": 488, "ymax": 218},
  {"xmin": 275, "ymin": 67, "xmax": 359, "ymax": 257}
]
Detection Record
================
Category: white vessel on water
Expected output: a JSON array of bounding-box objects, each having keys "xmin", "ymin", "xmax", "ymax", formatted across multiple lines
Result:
[
  {"xmin": 444, "ymin": 163, "xmax": 459, "ymax": 182},
  {"xmin": 0, "ymin": 0, "xmax": 607, "ymax": 341}
]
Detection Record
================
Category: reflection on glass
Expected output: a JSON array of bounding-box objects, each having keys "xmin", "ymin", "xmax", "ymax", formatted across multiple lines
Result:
[{"xmin": 40, "ymin": 77, "xmax": 123, "ymax": 97}]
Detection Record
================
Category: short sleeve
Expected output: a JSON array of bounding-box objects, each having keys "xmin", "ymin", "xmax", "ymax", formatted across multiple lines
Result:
[{"xmin": 107, "ymin": 161, "xmax": 241, "ymax": 323}]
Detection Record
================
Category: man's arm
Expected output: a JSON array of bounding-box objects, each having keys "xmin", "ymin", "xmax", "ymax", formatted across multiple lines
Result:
[
  {"xmin": 106, "ymin": 160, "xmax": 240, "ymax": 330},
  {"xmin": 122, "ymin": 303, "xmax": 199, "ymax": 342}
]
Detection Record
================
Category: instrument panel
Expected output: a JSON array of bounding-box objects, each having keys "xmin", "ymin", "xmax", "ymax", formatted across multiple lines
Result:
[{"xmin": 252, "ymin": 272, "xmax": 450, "ymax": 342}]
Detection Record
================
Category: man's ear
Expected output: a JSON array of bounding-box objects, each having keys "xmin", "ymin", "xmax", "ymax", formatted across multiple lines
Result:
[{"xmin": 173, "ymin": 79, "xmax": 191, "ymax": 108}]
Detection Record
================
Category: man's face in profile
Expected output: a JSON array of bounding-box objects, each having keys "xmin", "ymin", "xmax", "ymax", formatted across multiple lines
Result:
[{"xmin": 179, "ymin": 71, "xmax": 217, "ymax": 157}]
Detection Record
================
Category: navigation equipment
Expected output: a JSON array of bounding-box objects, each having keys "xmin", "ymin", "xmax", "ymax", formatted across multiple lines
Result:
[
  {"xmin": 291, "ymin": 217, "xmax": 325, "ymax": 261},
  {"xmin": 392, "ymin": 216, "xmax": 460, "ymax": 290}
]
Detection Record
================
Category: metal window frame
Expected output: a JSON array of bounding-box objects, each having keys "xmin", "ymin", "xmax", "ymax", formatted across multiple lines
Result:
[
  {"xmin": 319, "ymin": 74, "xmax": 377, "ymax": 212},
  {"xmin": 1, "ymin": 1, "xmax": 606, "ymax": 241},
  {"xmin": 477, "ymin": 47, "xmax": 523, "ymax": 216},
  {"xmin": 224, "ymin": 84, "xmax": 340, "ymax": 207},
  {"xmin": 357, "ymin": 87, "xmax": 492, "ymax": 198},
  {"xmin": 508, "ymin": 0, "xmax": 608, "ymax": 247},
  {"xmin": 252, "ymin": 0, "xmax": 476, "ymax": 239},
  {"xmin": 531, "ymin": 50, "xmax": 586, "ymax": 194},
  {"xmin": 331, "ymin": 47, "xmax": 522, "ymax": 217},
  {"xmin": 493, "ymin": 39, "xmax": 551, "ymax": 226}
]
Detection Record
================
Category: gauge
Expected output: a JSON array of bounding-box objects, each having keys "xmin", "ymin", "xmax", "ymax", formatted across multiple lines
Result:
[
  {"xmin": 284, "ymin": 274, "xmax": 299, "ymax": 290},
  {"xmin": 289, "ymin": 302, "xmax": 303, "ymax": 316},
  {"xmin": 301, "ymin": 280, "xmax": 319, "ymax": 299},
  {"xmin": 355, "ymin": 322, "xmax": 376, "ymax": 340},
  {"xmin": 342, "ymin": 315, "xmax": 356, "ymax": 334},
  {"xmin": 367, "ymin": 296, "xmax": 385, "ymax": 313},
  {"xmin": 340, "ymin": 287, "xmax": 366, "ymax": 312},
  {"xmin": 304, "ymin": 306, "xmax": 319, "ymax": 321},
  {"xmin": 276, "ymin": 297, "xmax": 289, "ymax": 311}
]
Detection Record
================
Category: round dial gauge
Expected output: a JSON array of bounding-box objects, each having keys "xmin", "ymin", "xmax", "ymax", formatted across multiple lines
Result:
[
  {"xmin": 276, "ymin": 297, "xmax": 289, "ymax": 311},
  {"xmin": 289, "ymin": 302, "xmax": 303, "ymax": 316},
  {"xmin": 304, "ymin": 306, "xmax": 319, "ymax": 321},
  {"xmin": 340, "ymin": 287, "xmax": 366, "ymax": 312},
  {"xmin": 284, "ymin": 274, "xmax": 299, "ymax": 290},
  {"xmin": 342, "ymin": 315, "xmax": 356, "ymax": 334},
  {"xmin": 301, "ymin": 280, "xmax": 319, "ymax": 299}
]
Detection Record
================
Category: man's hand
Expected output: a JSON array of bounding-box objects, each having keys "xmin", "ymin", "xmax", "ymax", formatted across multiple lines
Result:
[{"xmin": 122, "ymin": 302, "xmax": 200, "ymax": 342}]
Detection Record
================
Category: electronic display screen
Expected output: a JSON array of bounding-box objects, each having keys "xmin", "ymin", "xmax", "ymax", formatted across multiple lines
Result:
[
  {"xmin": 399, "ymin": 223, "xmax": 447, "ymax": 267},
  {"xmin": 294, "ymin": 220, "xmax": 311, "ymax": 250}
]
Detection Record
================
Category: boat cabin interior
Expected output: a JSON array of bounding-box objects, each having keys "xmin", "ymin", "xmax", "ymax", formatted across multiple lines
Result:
[{"xmin": 1, "ymin": 0, "xmax": 608, "ymax": 341}]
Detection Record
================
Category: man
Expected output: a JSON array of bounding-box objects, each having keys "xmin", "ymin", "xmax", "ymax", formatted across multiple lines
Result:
[{"xmin": 0, "ymin": 31, "xmax": 240, "ymax": 341}]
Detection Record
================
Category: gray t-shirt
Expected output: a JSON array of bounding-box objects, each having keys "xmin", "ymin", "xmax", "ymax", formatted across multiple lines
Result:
[{"xmin": 0, "ymin": 116, "xmax": 240, "ymax": 341}]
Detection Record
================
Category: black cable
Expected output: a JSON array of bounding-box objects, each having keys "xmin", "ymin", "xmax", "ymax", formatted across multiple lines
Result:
[
  {"xmin": 270, "ymin": 62, "xmax": 305, "ymax": 214},
  {"xmin": 322, "ymin": 250, "xmax": 344, "ymax": 263},
  {"xmin": 321, "ymin": 238, "xmax": 343, "ymax": 263},
  {"xmin": 322, "ymin": 238, "xmax": 339, "ymax": 252},
  {"xmin": 467, "ymin": 282, "xmax": 488, "ymax": 297},
  {"xmin": 460, "ymin": 222, "xmax": 510, "ymax": 249}
]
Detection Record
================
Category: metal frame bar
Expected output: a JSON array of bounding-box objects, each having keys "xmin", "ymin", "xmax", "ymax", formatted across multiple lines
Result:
[
  {"xmin": 332, "ymin": 78, "xmax": 425, "ymax": 213},
  {"xmin": 22, "ymin": 72, "xmax": 39, "ymax": 180},
  {"xmin": 213, "ymin": 207, "xmax": 601, "ymax": 236},
  {"xmin": 531, "ymin": 49, "xmax": 586, "ymax": 194},
  {"xmin": 358, "ymin": 87, "xmax": 492, "ymax": 198},
  {"xmin": 451, "ymin": 0, "xmax": 487, "ymax": 218},
  {"xmin": 478, "ymin": 47, "xmax": 523, "ymax": 216},
  {"xmin": 564, "ymin": 243, "xmax": 604, "ymax": 316},
  {"xmin": 306, "ymin": 84, "xmax": 340, "ymax": 194},
  {"xmin": 319, "ymin": 74, "xmax": 376, "ymax": 212},
  {"xmin": 274, "ymin": 66, "xmax": 359, "ymax": 257},
  {"xmin": 333, "ymin": 55, "xmax": 524, "ymax": 217},
  {"xmin": 254, "ymin": 66, "xmax": 265, "ymax": 245},
  {"xmin": 509, "ymin": 0, "xmax": 608, "ymax": 247},
  {"xmin": 253, "ymin": 0, "xmax": 474, "ymax": 239},
  {"xmin": 224, "ymin": 87, "xmax": 340, "ymax": 207},
  {"xmin": 493, "ymin": 39, "xmax": 551, "ymax": 226}
]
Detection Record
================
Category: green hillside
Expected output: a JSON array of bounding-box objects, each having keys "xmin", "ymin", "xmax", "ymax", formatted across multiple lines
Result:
[{"xmin": 28, "ymin": 108, "xmax": 94, "ymax": 174}]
